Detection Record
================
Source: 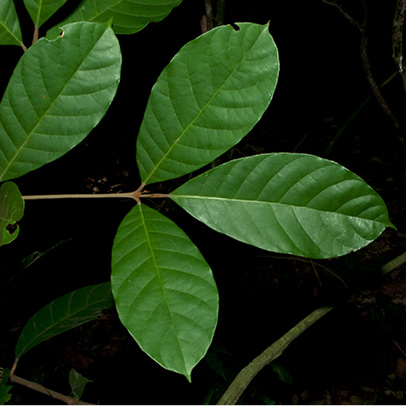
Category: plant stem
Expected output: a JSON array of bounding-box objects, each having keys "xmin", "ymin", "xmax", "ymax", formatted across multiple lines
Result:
[
  {"xmin": 23, "ymin": 192, "xmax": 137, "ymax": 201},
  {"xmin": 392, "ymin": 0, "xmax": 406, "ymax": 91},
  {"xmin": 324, "ymin": 71, "xmax": 399, "ymax": 155},
  {"xmin": 10, "ymin": 374, "xmax": 93, "ymax": 405},
  {"xmin": 218, "ymin": 250, "xmax": 406, "ymax": 405},
  {"xmin": 322, "ymin": 0, "xmax": 401, "ymax": 131},
  {"xmin": 217, "ymin": 306, "xmax": 334, "ymax": 405},
  {"xmin": 22, "ymin": 192, "xmax": 171, "ymax": 201},
  {"xmin": 382, "ymin": 251, "xmax": 406, "ymax": 274}
]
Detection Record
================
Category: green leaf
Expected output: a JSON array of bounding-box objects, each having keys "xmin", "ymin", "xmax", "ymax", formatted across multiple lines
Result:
[
  {"xmin": 15, "ymin": 282, "xmax": 113, "ymax": 359},
  {"xmin": 56, "ymin": 0, "xmax": 183, "ymax": 35},
  {"xmin": 69, "ymin": 369, "xmax": 93, "ymax": 400},
  {"xmin": 23, "ymin": 0, "xmax": 68, "ymax": 28},
  {"xmin": 0, "ymin": 368, "xmax": 13, "ymax": 405},
  {"xmin": 0, "ymin": 181, "xmax": 24, "ymax": 247},
  {"xmin": 171, "ymin": 153, "xmax": 395, "ymax": 259},
  {"xmin": 136, "ymin": 22, "xmax": 279, "ymax": 185},
  {"xmin": 0, "ymin": 21, "xmax": 121, "ymax": 182},
  {"xmin": 111, "ymin": 204, "xmax": 219, "ymax": 380},
  {"xmin": 0, "ymin": 0, "xmax": 23, "ymax": 47}
]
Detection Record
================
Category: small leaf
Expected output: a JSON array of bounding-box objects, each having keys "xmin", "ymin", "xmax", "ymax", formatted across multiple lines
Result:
[
  {"xmin": 69, "ymin": 369, "xmax": 93, "ymax": 400},
  {"xmin": 136, "ymin": 22, "xmax": 279, "ymax": 185},
  {"xmin": 271, "ymin": 362, "xmax": 292, "ymax": 385},
  {"xmin": 0, "ymin": 21, "xmax": 121, "ymax": 182},
  {"xmin": 23, "ymin": 0, "xmax": 68, "ymax": 28},
  {"xmin": 0, "ymin": 0, "xmax": 23, "ymax": 47},
  {"xmin": 171, "ymin": 153, "xmax": 395, "ymax": 259},
  {"xmin": 15, "ymin": 282, "xmax": 113, "ymax": 359},
  {"xmin": 111, "ymin": 204, "xmax": 219, "ymax": 380},
  {"xmin": 0, "ymin": 368, "xmax": 13, "ymax": 405},
  {"xmin": 57, "ymin": 0, "xmax": 183, "ymax": 35},
  {"xmin": 0, "ymin": 181, "xmax": 24, "ymax": 247}
]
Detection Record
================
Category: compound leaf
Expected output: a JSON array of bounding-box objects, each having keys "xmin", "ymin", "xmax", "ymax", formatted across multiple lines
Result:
[
  {"xmin": 15, "ymin": 282, "xmax": 113, "ymax": 360},
  {"xmin": 0, "ymin": 0, "xmax": 23, "ymax": 47},
  {"xmin": 111, "ymin": 204, "xmax": 218, "ymax": 380},
  {"xmin": 136, "ymin": 22, "xmax": 279, "ymax": 185},
  {"xmin": 57, "ymin": 0, "xmax": 183, "ymax": 35},
  {"xmin": 171, "ymin": 153, "xmax": 395, "ymax": 259},
  {"xmin": 0, "ymin": 21, "xmax": 121, "ymax": 182},
  {"xmin": 0, "ymin": 181, "xmax": 24, "ymax": 247},
  {"xmin": 23, "ymin": 0, "xmax": 68, "ymax": 28}
]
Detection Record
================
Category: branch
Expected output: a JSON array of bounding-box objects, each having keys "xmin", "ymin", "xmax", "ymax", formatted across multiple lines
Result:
[
  {"xmin": 392, "ymin": 0, "xmax": 406, "ymax": 91},
  {"xmin": 217, "ymin": 306, "xmax": 334, "ymax": 405},
  {"xmin": 322, "ymin": 0, "xmax": 401, "ymax": 130},
  {"xmin": 217, "ymin": 250, "xmax": 406, "ymax": 405},
  {"xmin": 201, "ymin": 0, "xmax": 214, "ymax": 33},
  {"xmin": 9, "ymin": 374, "xmax": 94, "ymax": 405}
]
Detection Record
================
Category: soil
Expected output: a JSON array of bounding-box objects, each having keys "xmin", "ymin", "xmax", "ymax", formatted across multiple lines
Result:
[{"xmin": 1, "ymin": 1, "xmax": 406, "ymax": 404}]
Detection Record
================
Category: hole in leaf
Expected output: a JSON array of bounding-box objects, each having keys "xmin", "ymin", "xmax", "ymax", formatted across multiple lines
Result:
[{"xmin": 6, "ymin": 223, "xmax": 17, "ymax": 235}]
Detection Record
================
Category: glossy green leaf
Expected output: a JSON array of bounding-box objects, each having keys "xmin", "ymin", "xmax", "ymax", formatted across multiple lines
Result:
[
  {"xmin": 0, "ymin": 21, "xmax": 121, "ymax": 182},
  {"xmin": 57, "ymin": 0, "xmax": 183, "ymax": 35},
  {"xmin": 136, "ymin": 22, "xmax": 279, "ymax": 185},
  {"xmin": 111, "ymin": 204, "xmax": 218, "ymax": 380},
  {"xmin": 0, "ymin": 0, "xmax": 23, "ymax": 46},
  {"xmin": 15, "ymin": 282, "xmax": 113, "ymax": 359},
  {"xmin": 171, "ymin": 153, "xmax": 395, "ymax": 259},
  {"xmin": 23, "ymin": 0, "xmax": 68, "ymax": 28},
  {"xmin": 0, "ymin": 181, "xmax": 24, "ymax": 247}
]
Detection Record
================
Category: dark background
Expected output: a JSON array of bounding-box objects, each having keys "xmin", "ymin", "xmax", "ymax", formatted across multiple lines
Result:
[{"xmin": 1, "ymin": 0, "xmax": 406, "ymax": 404}]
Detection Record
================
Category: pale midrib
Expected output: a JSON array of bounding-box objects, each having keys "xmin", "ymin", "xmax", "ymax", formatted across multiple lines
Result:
[
  {"xmin": 0, "ymin": 17, "xmax": 21, "ymax": 45},
  {"xmin": 143, "ymin": 28, "xmax": 266, "ymax": 185},
  {"xmin": 35, "ymin": 0, "xmax": 43, "ymax": 27},
  {"xmin": 139, "ymin": 205, "xmax": 185, "ymax": 365},
  {"xmin": 0, "ymin": 30, "xmax": 105, "ymax": 180},
  {"xmin": 171, "ymin": 194, "xmax": 386, "ymax": 224}
]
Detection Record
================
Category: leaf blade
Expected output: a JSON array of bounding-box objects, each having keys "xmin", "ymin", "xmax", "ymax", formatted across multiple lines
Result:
[
  {"xmin": 23, "ymin": 0, "xmax": 68, "ymax": 28},
  {"xmin": 0, "ymin": 0, "xmax": 23, "ymax": 47},
  {"xmin": 111, "ymin": 204, "xmax": 219, "ymax": 380},
  {"xmin": 57, "ymin": 0, "xmax": 183, "ymax": 35},
  {"xmin": 171, "ymin": 153, "xmax": 394, "ymax": 259},
  {"xmin": 136, "ymin": 22, "xmax": 280, "ymax": 185},
  {"xmin": 15, "ymin": 282, "xmax": 113, "ymax": 359},
  {"xmin": 0, "ymin": 21, "xmax": 121, "ymax": 182},
  {"xmin": 0, "ymin": 181, "xmax": 24, "ymax": 247}
]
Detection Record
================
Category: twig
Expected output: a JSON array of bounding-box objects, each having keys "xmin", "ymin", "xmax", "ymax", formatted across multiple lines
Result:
[
  {"xmin": 217, "ymin": 250, "xmax": 406, "ymax": 405},
  {"xmin": 382, "ymin": 251, "xmax": 406, "ymax": 274},
  {"xmin": 217, "ymin": 306, "xmax": 334, "ymax": 405},
  {"xmin": 324, "ymin": 71, "xmax": 399, "ymax": 155},
  {"xmin": 392, "ymin": 0, "xmax": 406, "ymax": 91},
  {"xmin": 10, "ymin": 374, "xmax": 94, "ymax": 405},
  {"xmin": 322, "ymin": 0, "xmax": 400, "ymax": 130},
  {"xmin": 23, "ymin": 192, "xmax": 137, "ymax": 201}
]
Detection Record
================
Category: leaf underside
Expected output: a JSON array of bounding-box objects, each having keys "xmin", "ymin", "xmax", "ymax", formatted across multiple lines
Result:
[
  {"xmin": 0, "ymin": 181, "xmax": 24, "ymax": 247},
  {"xmin": 0, "ymin": 0, "xmax": 23, "ymax": 46},
  {"xmin": 171, "ymin": 153, "xmax": 394, "ymax": 259},
  {"xmin": 15, "ymin": 282, "xmax": 113, "ymax": 359},
  {"xmin": 57, "ymin": 0, "xmax": 184, "ymax": 35},
  {"xmin": 136, "ymin": 22, "xmax": 280, "ymax": 185},
  {"xmin": 0, "ymin": 21, "xmax": 121, "ymax": 182},
  {"xmin": 111, "ymin": 204, "xmax": 218, "ymax": 380}
]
